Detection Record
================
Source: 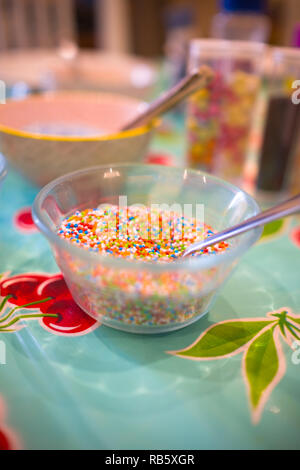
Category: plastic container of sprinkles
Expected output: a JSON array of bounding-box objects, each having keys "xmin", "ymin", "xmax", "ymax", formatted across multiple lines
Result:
[
  {"xmin": 186, "ymin": 39, "xmax": 265, "ymax": 187},
  {"xmin": 33, "ymin": 164, "xmax": 262, "ymax": 334}
]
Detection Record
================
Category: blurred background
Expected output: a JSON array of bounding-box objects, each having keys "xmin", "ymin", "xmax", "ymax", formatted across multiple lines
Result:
[
  {"xmin": 0, "ymin": 0, "xmax": 300, "ymax": 198},
  {"xmin": 0, "ymin": 0, "xmax": 299, "ymax": 55}
]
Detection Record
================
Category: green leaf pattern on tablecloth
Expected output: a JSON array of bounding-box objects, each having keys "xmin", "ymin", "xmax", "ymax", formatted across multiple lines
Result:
[
  {"xmin": 244, "ymin": 326, "xmax": 285, "ymax": 424},
  {"xmin": 260, "ymin": 218, "xmax": 289, "ymax": 243},
  {"xmin": 170, "ymin": 309, "xmax": 300, "ymax": 424},
  {"xmin": 288, "ymin": 315, "xmax": 300, "ymax": 326},
  {"xmin": 245, "ymin": 327, "xmax": 278, "ymax": 408},
  {"xmin": 171, "ymin": 320, "xmax": 275, "ymax": 359}
]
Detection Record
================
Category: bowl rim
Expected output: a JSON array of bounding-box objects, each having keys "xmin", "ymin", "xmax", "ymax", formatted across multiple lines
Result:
[
  {"xmin": 32, "ymin": 163, "xmax": 263, "ymax": 272},
  {"xmin": 0, "ymin": 91, "xmax": 159, "ymax": 142},
  {"xmin": 0, "ymin": 153, "xmax": 7, "ymax": 183},
  {"xmin": 189, "ymin": 38, "xmax": 267, "ymax": 57}
]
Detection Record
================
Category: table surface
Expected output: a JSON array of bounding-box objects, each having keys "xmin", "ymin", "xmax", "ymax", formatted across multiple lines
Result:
[{"xmin": 0, "ymin": 117, "xmax": 300, "ymax": 450}]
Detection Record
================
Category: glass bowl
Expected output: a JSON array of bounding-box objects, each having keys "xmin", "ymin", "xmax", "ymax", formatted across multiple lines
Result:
[
  {"xmin": 33, "ymin": 164, "xmax": 262, "ymax": 334},
  {"xmin": 0, "ymin": 154, "xmax": 7, "ymax": 188}
]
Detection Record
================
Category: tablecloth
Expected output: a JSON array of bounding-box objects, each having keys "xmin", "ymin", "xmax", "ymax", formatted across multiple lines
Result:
[{"xmin": 0, "ymin": 119, "xmax": 300, "ymax": 450}]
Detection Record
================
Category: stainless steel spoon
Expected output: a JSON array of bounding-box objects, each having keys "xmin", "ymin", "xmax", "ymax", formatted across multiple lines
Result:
[
  {"xmin": 182, "ymin": 193, "xmax": 300, "ymax": 258},
  {"xmin": 121, "ymin": 65, "xmax": 213, "ymax": 131}
]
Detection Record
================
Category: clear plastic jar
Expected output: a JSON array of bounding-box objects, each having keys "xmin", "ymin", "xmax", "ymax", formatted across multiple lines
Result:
[
  {"xmin": 186, "ymin": 39, "xmax": 265, "ymax": 187},
  {"xmin": 256, "ymin": 47, "xmax": 300, "ymax": 199}
]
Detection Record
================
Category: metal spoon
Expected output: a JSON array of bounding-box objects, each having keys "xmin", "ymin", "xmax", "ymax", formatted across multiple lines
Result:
[
  {"xmin": 182, "ymin": 193, "xmax": 300, "ymax": 258},
  {"xmin": 121, "ymin": 65, "xmax": 213, "ymax": 131}
]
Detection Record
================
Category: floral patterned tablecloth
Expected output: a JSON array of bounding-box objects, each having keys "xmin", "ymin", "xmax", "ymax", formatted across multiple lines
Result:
[{"xmin": 0, "ymin": 119, "xmax": 300, "ymax": 450}]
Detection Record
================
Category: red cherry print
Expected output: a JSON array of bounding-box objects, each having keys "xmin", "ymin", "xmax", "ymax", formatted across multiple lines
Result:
[
  {"xmin": 36, "ymin": 274, "xmax": 72, "ymax": 304},
  {"xmin": 0, "ymin": 428, "xmax": 11, "ymax": 450},
  {"xmin": 0, "ymin": 272, "xmax": 100, "ymax": 336},
  {"xmin": 291, "ymin": 227, "xmax": 300, "ymax": 248},
  {"xmin": 14, "ymin": 207, "xmax": 37, "ymax": 233},
  {"xmin": 40, "ymin": 299, "xmax": 98, "ymax": 336},
  {"xmin": 145, "ymin": 153, "xmax": 174, "ymax": 166},
  {"xmin": 0, "ymin": 398, "xmax": 20, "ymax": 450},
  {"xmin": 0, "ymin": 274, "xmax": 50, "ymax": 307}
]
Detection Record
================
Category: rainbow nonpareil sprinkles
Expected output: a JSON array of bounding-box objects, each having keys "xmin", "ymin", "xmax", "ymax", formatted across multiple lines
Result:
[
  {"xmin": 57, "ymin": 205, "xmax": 229, "ymax": 261},
  {"xmin": 56, "ymin": 205, "xmax": 230, "ymax": 331}
]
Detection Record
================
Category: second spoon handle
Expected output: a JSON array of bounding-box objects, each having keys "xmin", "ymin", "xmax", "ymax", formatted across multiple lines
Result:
[
  {"xmin": 182, "ymin": 193, "xmax": 300, "ymax": 257},
  {"xmin": 121, "ymin": 66, "xmax": 214, "ymax": 131}
]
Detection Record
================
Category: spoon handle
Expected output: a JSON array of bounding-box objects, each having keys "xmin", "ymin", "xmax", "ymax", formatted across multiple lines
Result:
[
  {"xmin": 121, "ymin": 66, "xmax": 213, "ymax": 131},
  {"xmin": 183, "ymin": 193, "xmax": 300, "ymax": 257}
]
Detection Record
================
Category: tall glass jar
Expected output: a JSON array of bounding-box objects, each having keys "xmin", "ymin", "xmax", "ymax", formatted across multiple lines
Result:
[
  {"xmin": 256, "ymin": 47, "xmax": 300, "ymax": 199},
  {"xmin": 186, "ymin": 39, "xmax": 265, "ymax": 187}
]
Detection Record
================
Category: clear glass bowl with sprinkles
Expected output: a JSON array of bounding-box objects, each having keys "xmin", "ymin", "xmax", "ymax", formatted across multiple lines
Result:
[
  {"xmin": 33, "ymin": 164, "xmax": 262, "ymax": 334},
  {"xmin": 0, "ymin": 153, "xmax": 7, "ymax": 188}
]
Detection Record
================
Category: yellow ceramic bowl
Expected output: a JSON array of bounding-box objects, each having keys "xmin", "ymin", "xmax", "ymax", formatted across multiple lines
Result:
[{"xmin": 0, "ymin": 91, "xmax": 157, "ymax": 186}]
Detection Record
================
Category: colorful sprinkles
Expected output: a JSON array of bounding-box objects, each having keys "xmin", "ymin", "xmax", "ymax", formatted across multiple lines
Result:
[
  {"xmin": 57, "ymin": 205, "xmax": 229, "ymax": 261},
  {"xmin": 187, "ymin": 69, "xmax": 260, "ymax": 185},
  {"xmin": 57, "ymin": 205, "xmax": 229, "ymax": 330}
]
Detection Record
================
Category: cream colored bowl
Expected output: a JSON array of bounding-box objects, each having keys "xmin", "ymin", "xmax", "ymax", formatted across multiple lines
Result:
[{"xmin": 0, "ymin": 91, "xmax": 157, "ymax": 186}]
